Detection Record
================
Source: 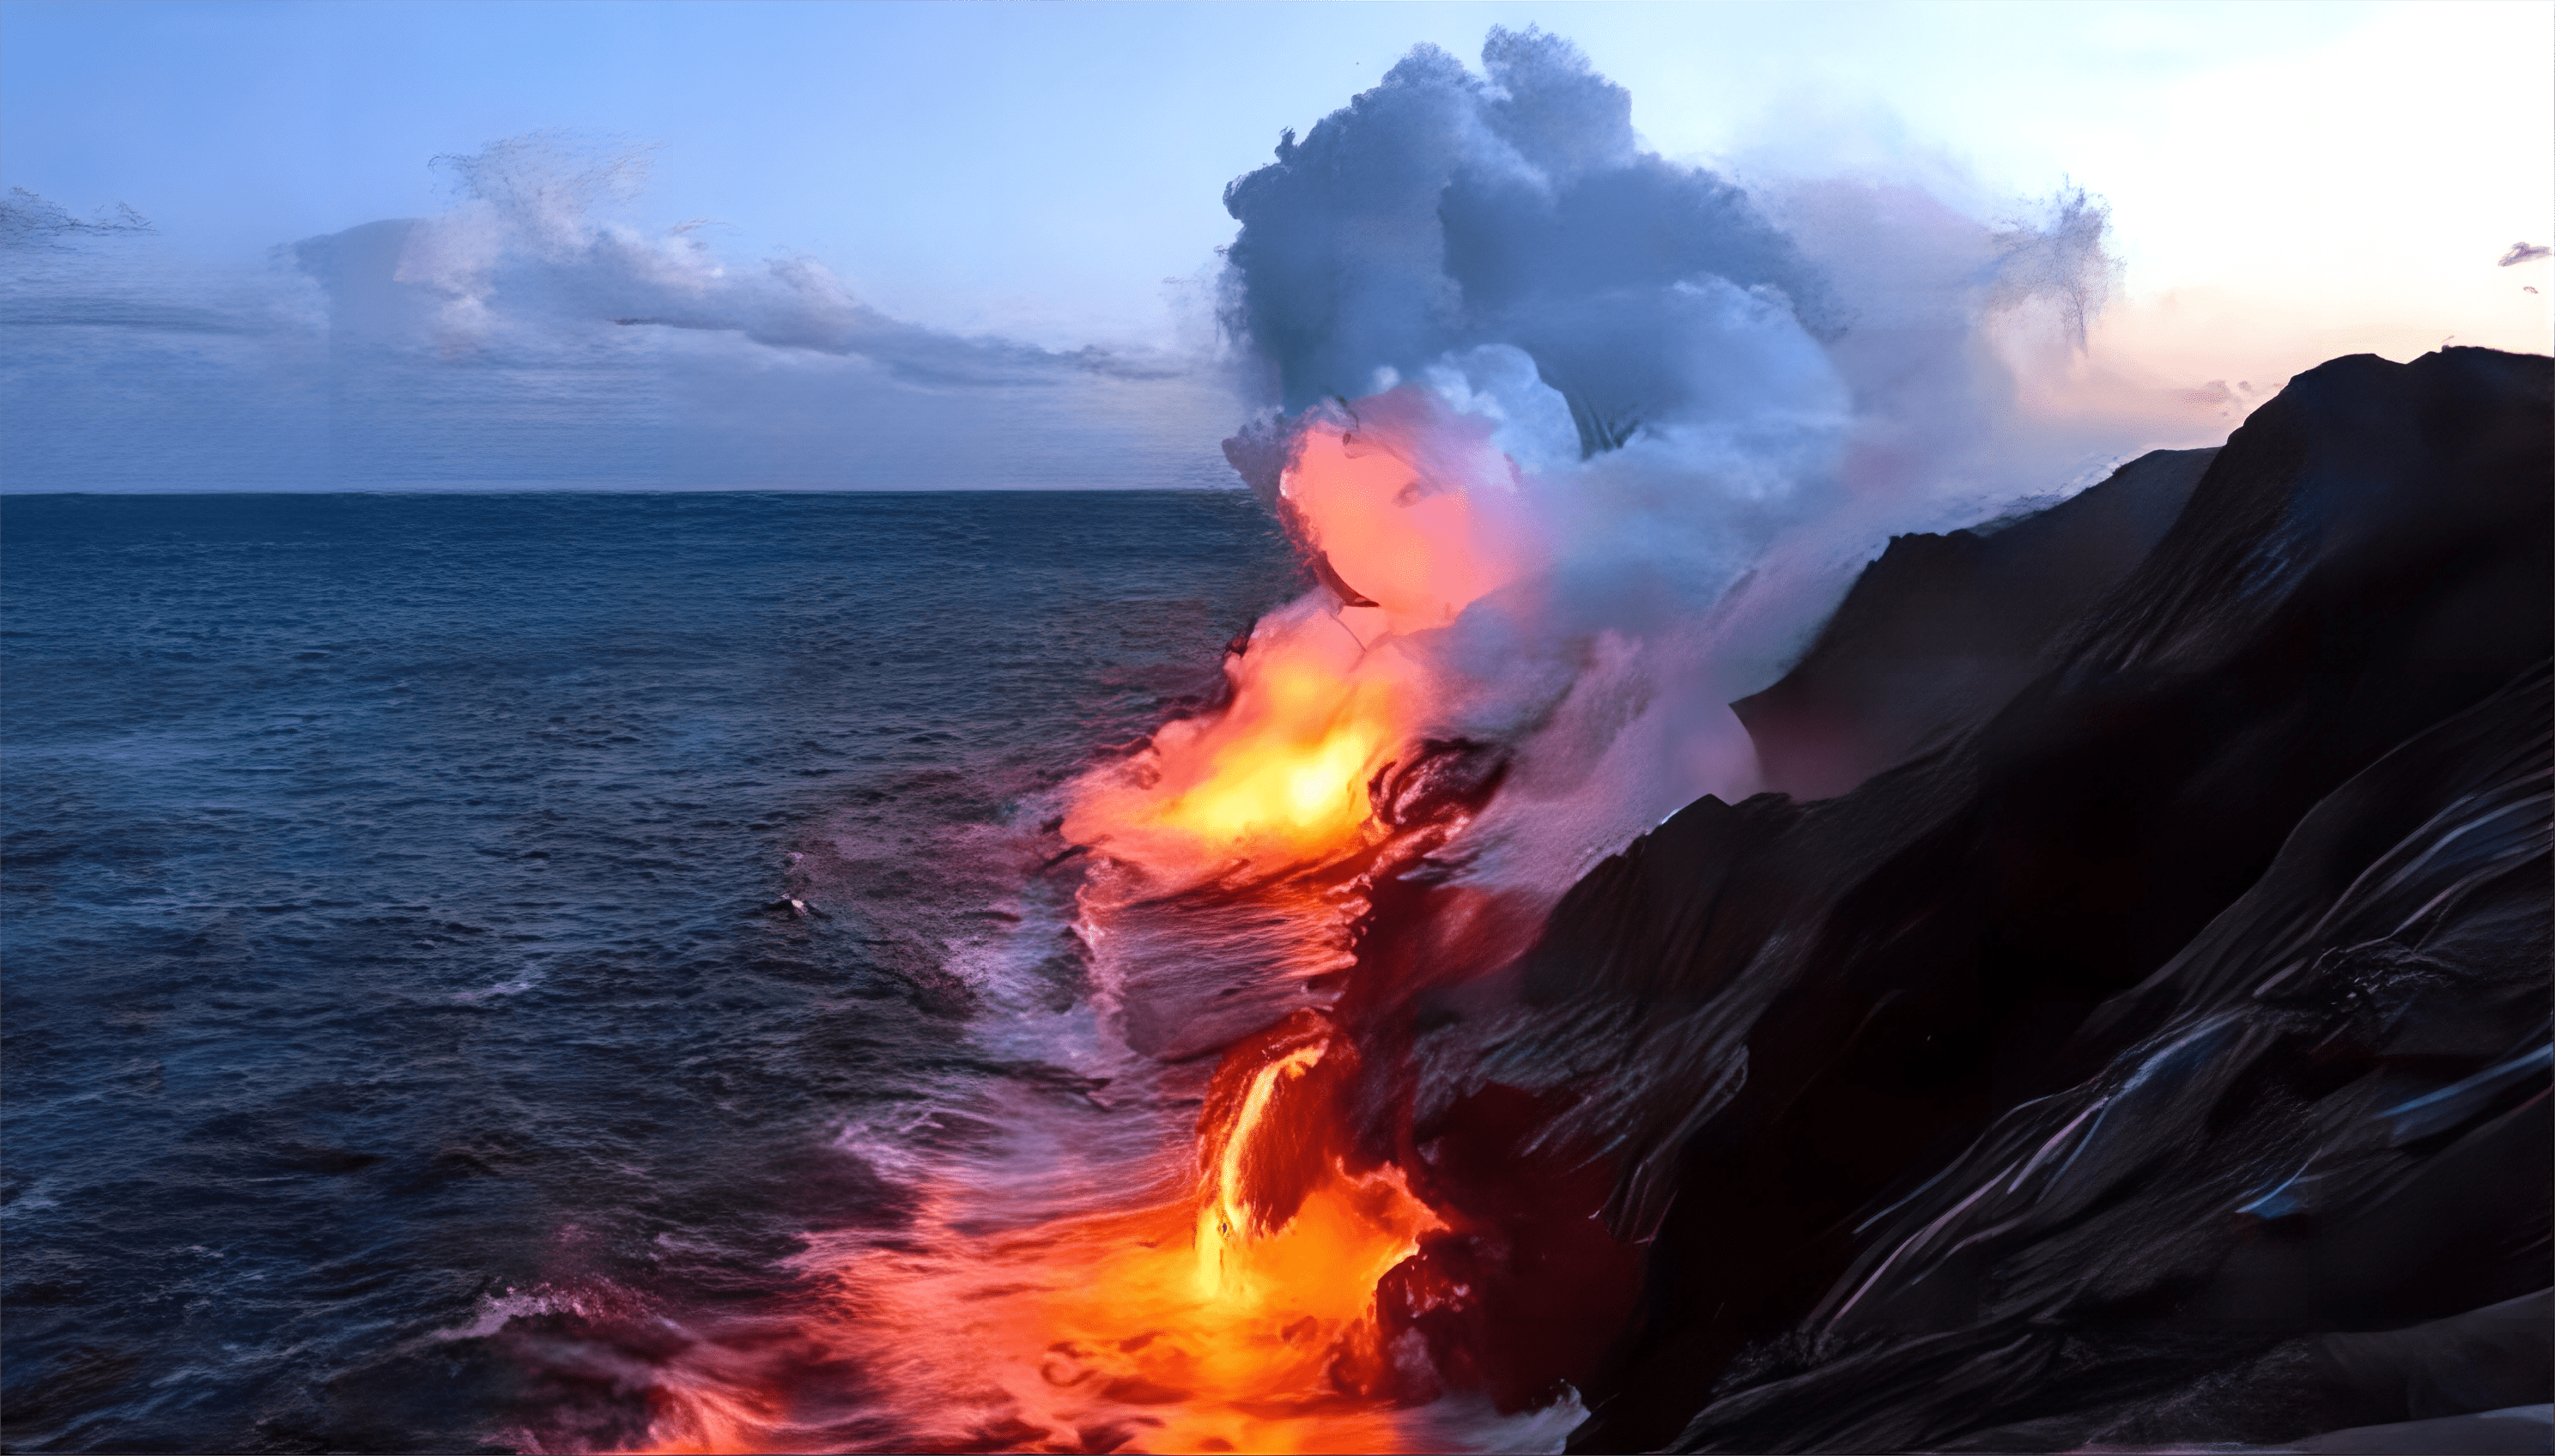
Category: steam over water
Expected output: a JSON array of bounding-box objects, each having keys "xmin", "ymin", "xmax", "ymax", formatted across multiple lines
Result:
[
  {"xmin": 5, "ymin": 27, "xmax": 2265, "ymax": 1456},
  {"xmin": 0, "ymin": 491, "xmax": 1308, "ymax": 1451}
]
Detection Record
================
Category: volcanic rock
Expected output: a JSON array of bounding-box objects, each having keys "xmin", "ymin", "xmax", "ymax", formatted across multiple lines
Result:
[{"xmin": 1358, "ymin": 348, "xmax": 2552, "ymax": 1453}]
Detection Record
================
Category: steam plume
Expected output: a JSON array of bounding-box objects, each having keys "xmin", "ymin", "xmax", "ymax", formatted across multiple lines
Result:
[{"xmin": 1202, "ymin": 27, "xmax": 2149, "ymax": 887}]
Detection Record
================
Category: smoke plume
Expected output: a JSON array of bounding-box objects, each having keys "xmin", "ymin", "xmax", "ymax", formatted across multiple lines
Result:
[{"xmin": 1193, "ymin": 27, "xmax": 2155, "ymax": 889}]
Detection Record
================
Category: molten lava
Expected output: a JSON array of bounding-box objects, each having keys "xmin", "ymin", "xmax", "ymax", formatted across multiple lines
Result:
[
  {"xmin": 1003, "ymin": 389, "xmax": 1557, "ymax": 1448},
  {"xmin": 1065, "ymin": 606, "xmax": 1411, "ymax": 873},
  {"xmin": 635, "ymin": 386, "xmax": 1576, "ymax": 1455},
  {"xmin": 1063, "ymin": 388, "xmax": 1538, "ymax": 883},
  {"xmin": 1012, "ymin": 1028, "xmax": 1449, "ymax": 1454}
]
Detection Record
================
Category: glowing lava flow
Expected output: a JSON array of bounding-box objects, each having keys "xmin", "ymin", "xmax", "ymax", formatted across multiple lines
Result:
[
  {"xmin": 993, "ymin": 389, "xmax": 1546, "ymax": 1449},
  {"xmin": 1065, "ymin": 609, "xmax": 1411, "ymax": 873},
  {"xmin": 1006, "ymin": 1029, "xmax": 1450, "ymax": 1454},
  {"xmin": 1064, "ymin": 386, "xmax": 1535, "ymax": 882},
  {"xmin": 634, "ymin": 388, "xmax": 1551, "ymax": 1456}
]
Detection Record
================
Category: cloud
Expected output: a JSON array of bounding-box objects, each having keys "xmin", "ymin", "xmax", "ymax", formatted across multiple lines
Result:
[
  {"xmin": 1221, "ymin": 30, "xmax": 1835, "ymax": 443},
  {"xmin": 1, "ymin": 136, "xmax": 1235, "ymax": 490},
  {"xmin": 1203, "ymin": 27, "xmax": 2170, "ymax": 887},
  {"xmin": 297, "ymin": 131, "xmax": 1186, "ymax": 386},
  {"xmin": 0, "ymin": 187, "xmax": 155, "ymax": 250}
]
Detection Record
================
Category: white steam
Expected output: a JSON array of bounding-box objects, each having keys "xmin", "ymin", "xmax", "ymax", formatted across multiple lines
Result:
[{"xmin": 1214, "ymin": 27, "xmax": 2166, "ymax": 888}]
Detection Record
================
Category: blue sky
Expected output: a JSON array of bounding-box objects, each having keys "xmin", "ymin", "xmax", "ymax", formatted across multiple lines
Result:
[
  {"xmin": 2, "ymin": 1, "xmax": 2546, "ymax": 489},
  {"xmin": 11, "ymin": 3, "xmax": 2538, "ymax": 339}
]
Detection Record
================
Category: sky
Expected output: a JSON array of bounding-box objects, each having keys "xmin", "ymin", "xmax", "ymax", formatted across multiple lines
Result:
[{"xmin": 2, "ymin": 0, "xmax": 2548, "ymax": 489}]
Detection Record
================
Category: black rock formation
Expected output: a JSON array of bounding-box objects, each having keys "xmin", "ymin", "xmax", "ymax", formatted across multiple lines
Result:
[
  {"xmin": 1355, "ymin": 348, "xmax": 2552, "ymax": 1453},
  {"xmin": 1733, "ymin": 446, "xmax": 2217, "ymax": 801}
]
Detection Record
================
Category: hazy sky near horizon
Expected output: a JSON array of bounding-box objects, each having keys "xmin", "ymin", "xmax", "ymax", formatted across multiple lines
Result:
[{"xmin": 2, "ymin": 0, "xmax": 2548, "ymax": 489}]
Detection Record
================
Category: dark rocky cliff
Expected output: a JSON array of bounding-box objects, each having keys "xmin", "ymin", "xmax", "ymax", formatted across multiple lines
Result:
[
  {"xmin": 1343, "ymin": 347, "xmax": 2552, "ymax": 1453},
  {"xmin": 1734, "ymin": 444, "xmax": 2217, "ymax": 801}
]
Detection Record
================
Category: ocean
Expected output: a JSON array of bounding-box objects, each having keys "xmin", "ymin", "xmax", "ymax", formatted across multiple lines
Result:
[{"xmin": 0, "ymin": 490, "xmax": 1307, "ymax": 1451}]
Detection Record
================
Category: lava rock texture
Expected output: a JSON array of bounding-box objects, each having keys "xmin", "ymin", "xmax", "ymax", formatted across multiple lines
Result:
[{"xmin": 1378, "ymin": 348, "xmax": 2552, "ymax": 1453}]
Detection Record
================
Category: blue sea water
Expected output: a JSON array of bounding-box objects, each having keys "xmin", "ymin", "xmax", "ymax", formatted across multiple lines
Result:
[{"xmin": 0, "ymin": 490, "xmax": 1302, "ymax": 1452}]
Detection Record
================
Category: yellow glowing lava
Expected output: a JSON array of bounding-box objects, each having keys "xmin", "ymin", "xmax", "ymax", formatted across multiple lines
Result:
[
  {"xmin": 635, "ymin": 389, "xmax": 1567, "ymax": 1453},
  {"xmin": 1150, "ymin": 658, "xmax": 1400, "ymax": 861},
  {"xmin": 1006, "ymin": 1034, "xmax": 1441, "ymax": 1453},
  {"xmin": 1063, "ymin": 397, "xmax": 1541, "ymax": 881}
]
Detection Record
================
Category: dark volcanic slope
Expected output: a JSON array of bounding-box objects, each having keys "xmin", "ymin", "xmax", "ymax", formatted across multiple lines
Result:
[
  {"xmin": 1373, "ymin": 348, "xmax": 2551, "ymax": 1453},
  {"xmin": 1733, "ymin": 446, "xmax": 2216, "ymax": 801}
]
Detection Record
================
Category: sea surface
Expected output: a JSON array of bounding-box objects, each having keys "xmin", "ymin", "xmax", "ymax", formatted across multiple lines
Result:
[{"xmin": 0, "ymin": 490, "xmax": 1305, "ymax": 1452}]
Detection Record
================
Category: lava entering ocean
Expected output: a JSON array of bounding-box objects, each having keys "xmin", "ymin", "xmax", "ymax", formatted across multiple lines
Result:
[
  {"xmin": 1062, "ymin": 389, "xmax": 1536, "ymax": 883},
  {"xmin": 627, "ymin": 381, "xmax": 1608, "ymax": 1456},
  {"xmin": 1010, "ymin": 391, "xmax": 1579, "ymax": 1448},
  {"xmin": 529, "ymin": 24, "xmax": 2555, "ymax": 1456},
  {"xmin": 622, "ymin": 339, "xmax": 2555, "ymax": 1454},
  {"xmin": 606, "ymin": 26, "xmax": 2143, "ymax": 1452}
]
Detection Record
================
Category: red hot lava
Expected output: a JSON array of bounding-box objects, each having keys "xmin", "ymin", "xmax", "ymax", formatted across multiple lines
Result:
[{"xmin": 639, "ymin": 387, "xmax": 1642, "ymax": 1455}]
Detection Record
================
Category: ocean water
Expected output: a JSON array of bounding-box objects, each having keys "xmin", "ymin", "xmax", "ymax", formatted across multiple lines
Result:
[{"xmin": 0, "ymin": 490, "xmax": 1305, "ymax": 1452}]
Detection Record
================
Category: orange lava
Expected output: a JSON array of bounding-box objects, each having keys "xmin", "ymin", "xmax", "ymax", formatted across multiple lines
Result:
[
  {"xmin": 1014, "ymin": 1032, "xmax": 1447, "ymax": 1454},
  {"xmin": 1000, "ymin": 391, "xmax": 1545, "ymax": 1447},
  {"xmin": 1064, "ymin": 599, "xmax": 1412, "ymax": 875},
  {"xmin": 1063, "ymin": 389, "xmax": 1538, "ymax": 883},
  {"xmin": 640, "ymin": 1027, "xmax": 1447, "ymax": 1455},
  {"xmin": 640, "ymin": 388, "xmax": 1552, "ymax": 1455}
]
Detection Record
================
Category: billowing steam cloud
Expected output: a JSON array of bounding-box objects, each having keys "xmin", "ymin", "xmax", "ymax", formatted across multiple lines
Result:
[
  {"xmin": 1222, "ymin": 30, "xmax": 1835, "ymax": 440},
  {"xmin": 1189, "ymin": 27, "xmax": 2145, "ymax": 889},
  {"xmin": 1, "ymin": 135, "xmax": 1235, "ymax": 490}
]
